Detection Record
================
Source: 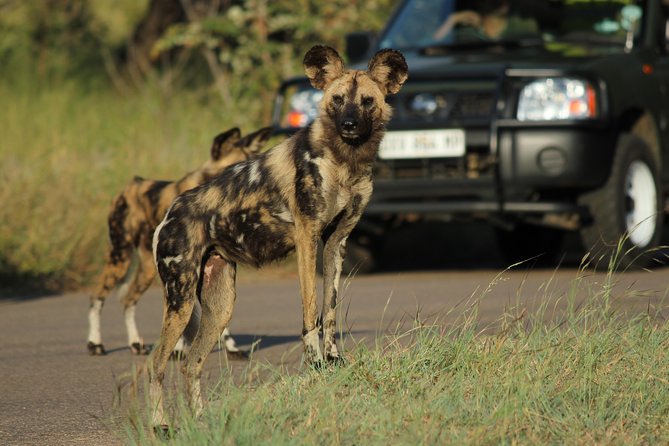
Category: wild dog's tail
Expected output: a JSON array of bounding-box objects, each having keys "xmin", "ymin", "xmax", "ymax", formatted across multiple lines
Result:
[{"xmin": 106, "ymin": 193, "xmax": 136, "ymax": 269}]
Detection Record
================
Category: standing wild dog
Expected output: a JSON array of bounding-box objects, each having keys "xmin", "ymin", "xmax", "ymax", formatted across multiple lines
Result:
[
  {"xmin": 149, "ymin": 45, "xmax": 407, "ymax": 430},
  {"xmin": 87, "ymin": 126, "xmax": 272, "ymax": 357}
]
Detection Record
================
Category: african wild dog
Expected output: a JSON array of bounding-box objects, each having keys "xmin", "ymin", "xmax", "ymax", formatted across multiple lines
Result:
[
  {"xmin": 148, "ymin": 45, "xmax": 407, "ymax": 430},
  {"xmin": 87, "ymin": 126, "xmax": 272, "ymax": 357}
]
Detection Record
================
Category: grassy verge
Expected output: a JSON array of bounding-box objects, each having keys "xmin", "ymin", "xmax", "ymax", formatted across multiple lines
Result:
[
  {"xmin": 122, "ymin": 265, "xmax": 669, "ymax": 445},
  {"xmin": 0, "ymin": 82, "xmax": 268, "ymax": 290}
]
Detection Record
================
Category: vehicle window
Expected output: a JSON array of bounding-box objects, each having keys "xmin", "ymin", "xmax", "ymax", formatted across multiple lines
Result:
[
  {"xmin": 379, "ymin": 0, "xmax": 646, "ymax": 53},
  {"xmin": 380, "ymin": 0, "xmax": 454, "ymax": 50}
]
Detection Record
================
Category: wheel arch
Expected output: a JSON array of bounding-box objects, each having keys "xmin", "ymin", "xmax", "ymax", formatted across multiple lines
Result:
[{"xmin": 618, "ymin": 108, "xmax": 662, "ymax": 169}]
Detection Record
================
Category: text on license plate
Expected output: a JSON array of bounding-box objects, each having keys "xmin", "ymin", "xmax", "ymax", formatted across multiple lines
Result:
[{"xmin": 378, "ymin": 129, "xmax": 466, "ymax": 159}]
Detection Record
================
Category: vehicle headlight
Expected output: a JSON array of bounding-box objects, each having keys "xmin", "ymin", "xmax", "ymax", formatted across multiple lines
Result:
[
  {"xmin": 280, "ymin": 85, "xmax": 323, "ymax": 129},
  {"xmin": 517, "ymin": 78, "xmax": 597, "ymax": 121}
]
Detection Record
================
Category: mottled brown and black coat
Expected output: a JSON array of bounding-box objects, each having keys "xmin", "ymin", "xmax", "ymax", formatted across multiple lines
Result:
[{"xmin": 148, "ymin": 45, "xmax": 408, "ymax": 430}]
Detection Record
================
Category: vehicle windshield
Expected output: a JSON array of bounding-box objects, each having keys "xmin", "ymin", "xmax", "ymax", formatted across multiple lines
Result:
[{"xmin": 379, "ymin": 0, "xmax": 645, "ymax": 53}]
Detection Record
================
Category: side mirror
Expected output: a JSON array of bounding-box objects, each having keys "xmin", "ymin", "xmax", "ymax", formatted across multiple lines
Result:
[{"xmin": 345, "ymin": 31, "xmax": 377, "ymax": 64}]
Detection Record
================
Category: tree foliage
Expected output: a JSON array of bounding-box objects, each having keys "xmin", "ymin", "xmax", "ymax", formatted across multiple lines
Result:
[
  {"xmin": 151, "ymin": 0, "xmax": 395, "ymax": 120},
  {"xmin": 0, "ymin": 0, "xmax": 395, "ymax": 120},
  {"xmin": 0, "ymin": 0, "xmax": 396, "ymax": 288}
]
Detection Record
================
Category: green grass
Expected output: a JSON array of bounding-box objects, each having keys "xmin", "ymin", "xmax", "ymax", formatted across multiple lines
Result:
[
  {"xmin": 0, "ymin": 81, "xmax": 267, "ymax": 289},
  {"xmin": 121, "ymin": 265, "xmax": 669, "ymax": 445}
]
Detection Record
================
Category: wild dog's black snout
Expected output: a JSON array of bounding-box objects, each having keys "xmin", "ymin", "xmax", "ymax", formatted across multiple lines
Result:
[
  {"xmin": 341, "ymin": 118, "xmax": 357, "ymax": 132},
  {"xmin": 339, "ymin": 103, "xmax": 361, "ymax": 138}
]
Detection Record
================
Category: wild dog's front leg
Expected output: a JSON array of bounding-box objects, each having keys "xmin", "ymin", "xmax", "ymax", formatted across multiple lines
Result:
[
  {"xmin": 295, "ymin": 224, "xmax": 323, "ymax": 365},
  {"xmin": 321, "ymin": 235, "xmax": 347, "ymax": 362},
  {"xmin": 322, "ymin": 190, "xmax": 371, "ymax": 363}
]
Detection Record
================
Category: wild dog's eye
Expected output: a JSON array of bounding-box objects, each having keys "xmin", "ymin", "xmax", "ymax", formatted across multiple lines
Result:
[
  {"xmin": 362, "ymin": 96, "xmax": 374, "ymax": 108},
  {"xmin": 332, "ymin": 95, "xmax": 344, "ymax": 106}
]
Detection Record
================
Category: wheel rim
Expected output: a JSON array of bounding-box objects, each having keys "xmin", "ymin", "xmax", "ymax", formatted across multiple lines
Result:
[{"xmin": 624, "ymin": 160, "xmax": 657, "ymax": 247}]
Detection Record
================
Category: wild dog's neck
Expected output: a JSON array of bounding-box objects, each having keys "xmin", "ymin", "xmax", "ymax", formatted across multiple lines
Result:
[
  {"xmin": 173, "ymin": 162, "xmax": 217, "ymax": 192},
  {"xmin": 309, "ymin": 118, "xmax": 385, "ymax": 173},
  {"xmin": 174, "ymin": 169, "xmax": 202, "ymax": 192}
]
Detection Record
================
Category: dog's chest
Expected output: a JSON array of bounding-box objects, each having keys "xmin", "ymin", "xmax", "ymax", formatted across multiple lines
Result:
[{"xmin": 314, "ymin": 158, "xmax": 358, "ymax": 222}]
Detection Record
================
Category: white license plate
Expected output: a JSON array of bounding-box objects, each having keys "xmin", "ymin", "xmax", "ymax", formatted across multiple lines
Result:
[{"xmin": 379, "ymin": 129, "xmax": 466, "ymax": 159}]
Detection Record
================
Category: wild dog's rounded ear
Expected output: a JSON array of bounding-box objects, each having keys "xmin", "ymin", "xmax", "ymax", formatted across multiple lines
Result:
[
  {"xmin": 367, "ymin": 49, "xmax": 408, "ymax": 95},
  {"xmin": 238, "ymin": 126, "xmax": 273, "ymax": 153},
  {"xmin": 303, "ymin": 45, "xmax": 345, "ymax": 90},
  {"xmin": 211, "ymin": 127, "xmax": 241, "ymax": 160}
]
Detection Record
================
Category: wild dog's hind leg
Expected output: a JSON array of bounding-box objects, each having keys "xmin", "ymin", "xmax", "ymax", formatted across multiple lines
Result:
[
  {"xmin": 88, "ymin": 260, "xmax": 133, "ymax": 355},
  {"xmin": 119, "ymin": 238, "xmax": 156, "ymax": 355},
  {"xmin": 150, "ymin": 214, "xmax": 204, "ymax": 431},
  {"xmin": 88, "ymin": 198, "xmax": 136, "ymax": 355},
  {"xmin": 148, "ymin": 281, "xmax": 197, "ymax": 431},
  {"xmin": 184, "ymin": 255, "xmax": 237, "ymax": 416}
]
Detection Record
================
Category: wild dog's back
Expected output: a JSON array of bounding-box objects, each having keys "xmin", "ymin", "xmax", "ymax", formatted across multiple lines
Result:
[{"xmin": 157, "ymin": 135, "xmax": 297, "ymax": 270}]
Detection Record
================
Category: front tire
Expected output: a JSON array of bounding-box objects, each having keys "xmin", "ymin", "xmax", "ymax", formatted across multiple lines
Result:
[{"xmin": 579, "ymin": 134, "xmax": 663, "ymax": 269}]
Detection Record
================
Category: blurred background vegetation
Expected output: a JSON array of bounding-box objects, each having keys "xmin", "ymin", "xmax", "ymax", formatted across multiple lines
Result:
[{"xmin": 0, "ymin": 0, "xmax": 395, "ymax": 291}]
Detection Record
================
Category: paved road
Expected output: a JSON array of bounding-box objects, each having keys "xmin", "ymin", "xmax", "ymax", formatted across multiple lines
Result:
[{"xmin": 2, "ymin": 258, "xmax": 669, "ymax": 445}]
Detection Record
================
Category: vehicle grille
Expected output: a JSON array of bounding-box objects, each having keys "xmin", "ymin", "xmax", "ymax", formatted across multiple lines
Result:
[
  {"xmin": 449, "ymin": 92, "xmax": 495, "ymax": 120},
  {"xmin": 374, "ymin": 153, "xmax": 495, "ymax": 181},
  {"xmin": 380, "ymin": 79, "xmax": 498, "ymax": 180},
  {"xmin": 388, "ymin": 83, "xmax": 497, "ymax": 123}
]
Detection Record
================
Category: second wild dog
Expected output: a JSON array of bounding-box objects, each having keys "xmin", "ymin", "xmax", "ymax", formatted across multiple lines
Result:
[{"xmin": 87, "ymin": 126, "xmax": 272, "ymax": 357}]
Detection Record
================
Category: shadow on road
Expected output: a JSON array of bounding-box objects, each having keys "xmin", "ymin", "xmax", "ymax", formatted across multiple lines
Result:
[
  {"xmin": 374, "ymin": 221, "xmax": 586, "ymax": 272},
  {"xmin": 216, "ymin": 334, "xmax": 299, "ymax": 352},
  {"xmin": 0, "ymin": 271, "xmax": 61, "ymax": 302},
  {"xmin": 214, "ymin": 331, "xmax": 373, "ymax": 354}
]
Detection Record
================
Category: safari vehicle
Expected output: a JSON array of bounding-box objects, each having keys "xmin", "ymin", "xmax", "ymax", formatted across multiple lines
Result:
[{"xmin": 273, "ymin": 0, "xmax": 669, "ymax": 270}]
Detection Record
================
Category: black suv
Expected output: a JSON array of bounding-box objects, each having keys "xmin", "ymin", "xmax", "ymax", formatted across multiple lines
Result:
[{"xmin": 273, "ymin": 0, "xmax": 669, "ymax": 270}]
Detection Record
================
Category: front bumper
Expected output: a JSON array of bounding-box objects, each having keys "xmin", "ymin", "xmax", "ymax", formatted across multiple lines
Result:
[
  {"xmin": 497, "ymin": 123, "xmax": 615, "ymax": 189},
  {"xmin": 367, "ymin": 124, "xmax": 614, "ymax": 218}
]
